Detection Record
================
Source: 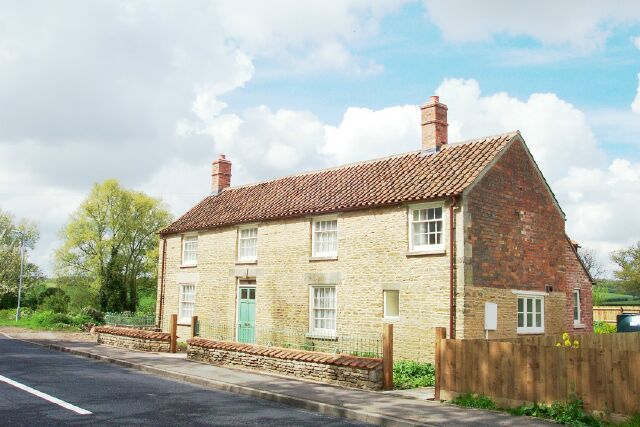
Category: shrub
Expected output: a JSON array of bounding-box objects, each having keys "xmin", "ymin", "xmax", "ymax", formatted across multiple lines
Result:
[
  {"xmin": 39, "ymin": 290, "xmax": 71, "ymax": 314},
  {"xmin": 451, "ymin": 393, "xmax": 496, "ymax": 410},
  {"xmin": 593, "ymin": 321, "xmax": 616, "ymax": 334},
  {"xmin": 393, "ymin": 360, "xmax": 435, "ymax": 389},
  {"xmin": 80, "ymin": 306, "xmax": 105, "ymax": 324},
  {"xmin": 509, "ymin": 398, "xmax": 602, "ymax": 426}
]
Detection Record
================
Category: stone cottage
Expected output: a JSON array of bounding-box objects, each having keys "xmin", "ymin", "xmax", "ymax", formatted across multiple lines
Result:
[{"xmin": 157, "ymin": 96, "xmax": 593, "ymax": 362}]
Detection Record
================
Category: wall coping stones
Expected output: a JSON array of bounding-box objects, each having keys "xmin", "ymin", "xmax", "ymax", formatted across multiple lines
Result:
[
  {"xmin": 187, "ymin": 337, "xmax": 382, "ymax": 370},
  {"xmin": 95, "ymin": 326, "xmax": 170, "ymax": 342}
]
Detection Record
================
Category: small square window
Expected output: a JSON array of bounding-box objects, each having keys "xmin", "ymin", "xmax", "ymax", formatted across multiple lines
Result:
[
  {"xmin": 516, "ymin": 295, "xmax": 544, "ymax": 334},
  {"xmin": 383, "ymin": 290, "xmax": 399, "ymax": 318},
  {"xmin": 409, "ymin": 204, "xmax": 444, "ymax": 252}
]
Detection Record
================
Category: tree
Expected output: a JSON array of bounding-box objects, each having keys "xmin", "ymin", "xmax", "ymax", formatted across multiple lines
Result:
[
  {"xmin": 611, "ymin": 242, "xmax": 640, "ymax": 293},
  {"xmin": 577, "ymin": 247, "xmax": 605, "ymax": 281},
  {"xmin": 56, "ymin": 180, "xmax": 172, "ymax": 312},
  {"xmin": 0, "ymin": 209, "xmax": 44, "ymax": 308}
]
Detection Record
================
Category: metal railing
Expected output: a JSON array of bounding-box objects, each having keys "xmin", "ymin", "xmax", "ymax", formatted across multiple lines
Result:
[
  {"xmin": 196, "ymin": 319, "xmax": 383, "ymax": 358},
  {"xmin": 105, "ymin": 312, "xmax": 156, "ymax": 327}
]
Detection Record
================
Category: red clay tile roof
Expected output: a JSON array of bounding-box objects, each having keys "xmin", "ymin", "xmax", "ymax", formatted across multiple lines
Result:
[
  {"xmin": 161, "ymin": 132, "xmax": 519, "ymax": 235},
  {"xmin": 187, "ymin": 337, "xmax": 383, "ymax": 369}
]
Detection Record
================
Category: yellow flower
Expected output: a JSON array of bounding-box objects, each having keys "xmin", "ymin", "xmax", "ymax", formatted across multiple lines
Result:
[
  {"xmin": 573, "ymin": 340, "xmax": 579, "ymax": 348},
  {"xmin": 564, "ymin": 339, "xmax": 571, "ymax": 346},
  {"xmin": 556, "ymin": 343, "xmax": 561, "ymax": 347},
  {"xmin": 562, "ymin": 332, "xmax": 569, "ymax": 341}
]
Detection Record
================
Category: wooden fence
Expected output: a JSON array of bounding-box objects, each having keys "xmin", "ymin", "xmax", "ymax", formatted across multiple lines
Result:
[
  {"xmin": 435, "ymin": 332, "xmax": 640, "ymax": 416},
  {"xmin": 593, "ymin": 306, "xmax": 640, "ymax": 324}
]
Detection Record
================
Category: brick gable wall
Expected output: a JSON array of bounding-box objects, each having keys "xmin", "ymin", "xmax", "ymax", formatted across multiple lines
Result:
[{"xmin": 463, "ymin": 139, "xmax": 593, "ymax": 338}]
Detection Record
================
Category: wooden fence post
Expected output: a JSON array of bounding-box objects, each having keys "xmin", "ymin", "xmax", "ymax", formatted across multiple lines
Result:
[
  {"xmin": 434, "ymin": 326, "xmax": 447, "ymax": 401},
  {"xmin": 383, "ymin": 323, "xmax": 394, "ymax": 390},
  {"xmin": 169, "ymin": 314, "xmax": 177, "ymax": 353},
  {"xmin": 191, "ymin": 315, "xmax": 198, "ymax": 338}
]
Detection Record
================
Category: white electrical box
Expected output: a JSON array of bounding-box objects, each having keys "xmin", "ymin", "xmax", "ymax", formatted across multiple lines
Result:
[{"xmin": 484, "ymin": 302, "xmax": 497, "ymax": 331}]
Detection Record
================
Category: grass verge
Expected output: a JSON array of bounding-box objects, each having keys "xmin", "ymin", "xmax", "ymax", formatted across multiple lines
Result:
[{"xmin": 451, "ymin": 394, "xmax": 640, "ymax": 426}]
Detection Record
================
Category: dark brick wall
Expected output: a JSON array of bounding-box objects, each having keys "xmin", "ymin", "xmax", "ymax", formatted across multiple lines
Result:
[
  {"xmin": 465, "ymin": 139, "xmax": 592, "ymax": 331},
  {"xmin": 564, "ymin": 240, "xmax": 594, "ymax": 333}
]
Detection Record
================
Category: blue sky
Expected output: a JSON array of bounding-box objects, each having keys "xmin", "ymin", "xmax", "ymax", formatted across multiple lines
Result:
[{"xmin": 0, "ymin": 1, "xmax": 639, "ymax": 275}]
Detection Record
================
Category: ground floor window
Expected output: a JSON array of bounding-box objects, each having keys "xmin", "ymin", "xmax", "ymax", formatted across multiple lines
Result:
[
  {"xmin": 179, "ymin": 284, "xmax": 196, "ymax": 324},
  {"xmin": 573, "ymin": 289, "xmax": 581, "ymax": 325},
  {"xmin": 383, "ymin": 290, "xmax": 399, "ymax": 318},
  {"xmin": 310, "ymin": 286, "xmax": 336, "ymax": 336},
  {"xmin": 517, "ymin": 295, "xmax": 544, "ymax": 334}
]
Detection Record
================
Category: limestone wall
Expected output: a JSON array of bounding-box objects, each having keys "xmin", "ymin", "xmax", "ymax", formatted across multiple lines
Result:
[
  {"xmin": 187, "ymin": 337, "xmax": 383, "ymax": 390},
  {"xmin": 95, "ymin": 326, "xmax": 171, "ymax": 352}
]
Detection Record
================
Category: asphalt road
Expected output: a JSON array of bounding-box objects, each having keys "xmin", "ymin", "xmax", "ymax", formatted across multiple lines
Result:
[{"xmin": 0, "ymin": 335, "xmax": 369, "ymax": 426}]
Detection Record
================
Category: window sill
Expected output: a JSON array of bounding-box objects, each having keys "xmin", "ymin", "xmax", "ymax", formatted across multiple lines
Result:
[
  {"xmin": 309, "ymin": 256, "xmax": 338, "ymax": 262},
  {"xmin": 235, "ymin": 260, "xmax": 257, "ymax": 265},
  {"xmin": 180, "ymin": 264, "xmax": 197, "ymax": 269},
  {"xmin": 406, "ymin": 249, "xmax": 446, "ymax": 257},
  {"xmin": 178, "ymin": 322, "xmax": 192, "ymax": 326},
  {"xmin": 305, "ymin": 333, "xmax": 337, "ymax": 341},
  {"xmin": 573, "ymin": 323, "xmax": 586, "ymax": 329},
  {"xmin": 517, "ymin": 329, "xmax": 545, "ymax": 335}
]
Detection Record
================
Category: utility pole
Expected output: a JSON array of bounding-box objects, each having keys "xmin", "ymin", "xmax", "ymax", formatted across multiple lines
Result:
[{"xmin": 10, "ymin": 230, "xmax": 26, "ymax": 321}]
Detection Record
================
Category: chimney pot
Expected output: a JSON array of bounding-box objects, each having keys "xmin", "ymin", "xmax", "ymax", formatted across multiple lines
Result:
[
  {"xmin": 421, "ymin": 96, "xmax": 448, "ymax": 151},
  {"xmin": 211, "ymin": 153, "xmax": 232, "ymax": 194}
]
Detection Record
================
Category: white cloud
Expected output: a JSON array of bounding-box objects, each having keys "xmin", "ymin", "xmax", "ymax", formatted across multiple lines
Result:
[
  {"xmin": 323, "ymin": 105, "xmax": 419, "ymax": 163},
  {"xmin": 633, "ymin": 36, "xmax": 640, "ymax": 50},
  {"xmin": 0, "ymin": 1, "xmax": 403, "ymax": 274},
  {"xmin": 423, "ymin": 0, "xmax": 640, "ymax": 50},
  {"xmin": 435, "ymin": 78, "xmax": 602, "ymax": 182},
  {"xmin": 632, "ymin": 73, "xmax": 640, "ymax": 114}
]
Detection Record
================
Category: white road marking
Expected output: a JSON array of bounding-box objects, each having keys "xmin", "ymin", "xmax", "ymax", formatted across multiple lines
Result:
[{"xmin": 0, "ymin": 374, "xmax": 92, "ymax": 415}]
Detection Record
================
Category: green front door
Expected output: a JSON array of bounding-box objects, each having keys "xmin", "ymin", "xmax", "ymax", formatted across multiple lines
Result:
[{"xmin": 237, "ymin": 286, "xmax": 256, "ymax": 344}]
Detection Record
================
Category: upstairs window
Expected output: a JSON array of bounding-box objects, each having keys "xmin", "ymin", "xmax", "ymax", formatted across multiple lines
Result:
[
  {"xmin": 238, "ymin": 226, "xmax": 258, "ymax": 261},
  {"xmin": 573, "ymin": 290, "xmax": 581, "ymax": 325},
  {"xmin": 409, "ymin": 204, "xmax": 444, "ymax": 252},
  {"xmin": 517, "ymin": 295, "xmax": 544, "ymax": 334},
  {"xmin": 312, "ymin": 218, "xmax": 338, "ymax": 257},
  {"xmin": 182, "ymin": 235, "xmax": 198, "ymax": 266}
]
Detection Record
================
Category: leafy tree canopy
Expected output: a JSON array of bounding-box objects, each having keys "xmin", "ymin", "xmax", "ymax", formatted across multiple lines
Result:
[
  {"xmin": 0, "ymin": 209, "xmax": 44, "ymax": 305},
  {"xmin": 56, "ymin": 179, "xmax": 172, "ymax": 312},
  {"xmin": 611, "ymin": 242, "xmax": 640, "ymax": 293}
]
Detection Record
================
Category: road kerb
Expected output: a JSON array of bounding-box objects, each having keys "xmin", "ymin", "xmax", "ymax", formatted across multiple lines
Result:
[{"xmin": 11, "ymin": 337, "xmax": 428, "ymax": 427}]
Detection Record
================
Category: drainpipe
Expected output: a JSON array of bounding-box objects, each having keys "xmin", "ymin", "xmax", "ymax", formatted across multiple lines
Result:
[
  {"xmin": 449, "ymin": 196, "xmax": 458, "ymax": 339},
  {"xmin": 158, "ymin": 237, "xmax": 167, "ymax": 328}
]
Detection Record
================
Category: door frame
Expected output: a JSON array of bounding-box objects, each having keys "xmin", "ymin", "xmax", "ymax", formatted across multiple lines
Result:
[{"xmin": 235, "ymin": 279, "xmax": 256, "ymax": 343}]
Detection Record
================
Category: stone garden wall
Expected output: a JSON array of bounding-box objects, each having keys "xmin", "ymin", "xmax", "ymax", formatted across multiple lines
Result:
[
  {"xmin": 95, "ymin": 326, "xmax": 171, "ymax": 352},
  {"xmin": 187, "ymin": 337, "xmax": 383, "ymax": 390}
]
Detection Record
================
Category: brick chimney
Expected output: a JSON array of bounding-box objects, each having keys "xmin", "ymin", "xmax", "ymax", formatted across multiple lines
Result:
[
  {"xmin": 421, "ymin": 96, "xmax": 448, "ymax": 151},
  {"xmin": 211, "ymin": 154, "xmax": 232, "ymax": 195}
]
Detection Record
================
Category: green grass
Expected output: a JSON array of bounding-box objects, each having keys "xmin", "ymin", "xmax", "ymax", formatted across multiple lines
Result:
[
  {"xmin": 393, "ymin": 360, "xmax": 435, "ymax": 389},
  {"xmin": 451, "ymin": 394, "xmax": 640, "ymax": 426},
  {"xmin": 0, "ymin": 309, "xmax": 94, "ymax": 331},
  {"xmin": 451, "ymin": 393, "xmax": 496, "ymax": 409}
]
